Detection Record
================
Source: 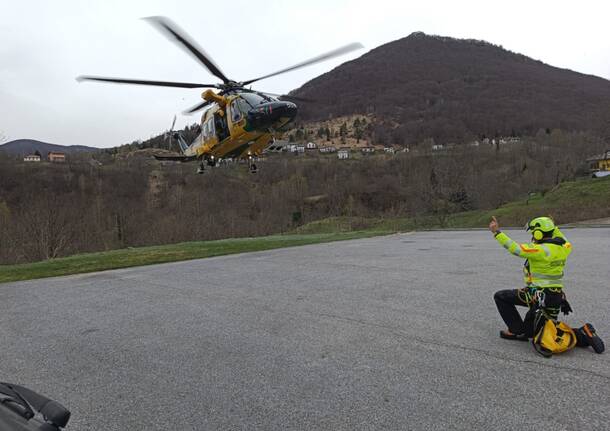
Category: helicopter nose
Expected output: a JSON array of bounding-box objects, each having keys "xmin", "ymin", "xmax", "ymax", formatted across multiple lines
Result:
[
  {"xmin": 282, "ymin": 101, "xmax": 298, "ymax": 120},
  {"xmin": 247, "ymin": 101, "xmax": 298, "ymax": 129}
]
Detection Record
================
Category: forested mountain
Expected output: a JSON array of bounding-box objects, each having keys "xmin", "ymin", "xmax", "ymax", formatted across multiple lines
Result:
[
  {"xmin": 0, "ymin": 139, "xmax": 98, "ymax": 156},
  {"xmin": 292, "ymin": 32, "xmax": 610, "ymax": 145}
]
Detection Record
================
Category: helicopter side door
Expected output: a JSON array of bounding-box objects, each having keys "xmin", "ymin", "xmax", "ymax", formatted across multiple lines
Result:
[
  {"xmin": 202, "ymin": 118, "xmax": 213, "ymax": 141},
  {"xmin": 194, "ymin": 116, "xmax": 218, "ymax": 157},
  {"xmin": 214, "ymin": 111, "xmax": 229, "ymax": 142}
]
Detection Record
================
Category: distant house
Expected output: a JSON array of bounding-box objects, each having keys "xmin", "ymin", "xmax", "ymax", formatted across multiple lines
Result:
[
  {"xmin": 288, "ymin": 144, "xmax": 298, "ymax": 153},
  {"xmin": 338, "ymin": 148, "xmax": 350, "ymax": 159},
  {"xmin": 383, "ymin": 147, "xmax": 395, "ymax": 154},
  {"xmin": 306, "ymin": 142, "xmax": 317, "ymax": 150},
  {"xmin": 23, "ymin": 154, "xmax": 41, "ymax": 162},
  {"xmin": 296, "ymin": 145, "xmax": 305, "ymax": 153},
  {"xmin": 319, "ymin": 146, "xmax": 337, "ymax": 153},
  {"xmin": 500, "ymin": 137, "xmax": 520, "ymax": 145},
  {"xmin": 361, "ymin": 146, "xmax": 375, "ymax": 154},
  {"xmin": 587, "ymin": 149, "xmax": 610, "ymax": 173},
  {"xmin": 48, "ymin": 152, "xmax": 66, "ymax": 162},
  {"xmin": 432, "ymin": 144, "xmax": 444, "ymax": 151}
]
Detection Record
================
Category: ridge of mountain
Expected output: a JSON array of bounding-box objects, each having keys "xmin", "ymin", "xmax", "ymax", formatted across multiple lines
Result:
[
  {"xmin": 292, "ymin": 32, "xmax": 610, "ymax": 145},
  {"xmin": 0, "ymin": 139, "xmax": 99, "ymax": 156}
]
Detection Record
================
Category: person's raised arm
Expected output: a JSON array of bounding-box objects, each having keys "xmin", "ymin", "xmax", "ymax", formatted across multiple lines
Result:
[{"xmin": 489, "ymin": 216, "xmax": 546, "ymax": 260}]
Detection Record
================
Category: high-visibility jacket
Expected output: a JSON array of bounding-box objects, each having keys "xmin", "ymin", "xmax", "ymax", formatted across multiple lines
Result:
[{"xmin": 494, "ymin": 228, "xmax": 572, "ymax": 289}]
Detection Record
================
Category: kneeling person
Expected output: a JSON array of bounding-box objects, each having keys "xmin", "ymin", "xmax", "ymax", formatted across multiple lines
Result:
[{"xmin": 489, "ymin": 216, "xmax": 604, "ymax": 354}]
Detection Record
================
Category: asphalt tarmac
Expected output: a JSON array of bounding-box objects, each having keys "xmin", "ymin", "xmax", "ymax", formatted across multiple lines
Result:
[{"xmin": 1, "ymin": 229, "xmax": 609, "ymax": 430}]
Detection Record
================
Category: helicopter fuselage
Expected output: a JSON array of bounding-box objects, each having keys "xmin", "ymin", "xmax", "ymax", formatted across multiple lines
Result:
[
  {"xmin": 76, "ymin": 15, "xmax": 360, "ymax": 169},
  {"xmin": 183, "ymin": 91, "xmax": 297, "ymax": 161}
]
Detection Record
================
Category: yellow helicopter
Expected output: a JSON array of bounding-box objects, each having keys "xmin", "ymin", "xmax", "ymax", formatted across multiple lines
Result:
[{"xmin": 77, "ymin": 16, "xmax": 362, "ymax": 173}]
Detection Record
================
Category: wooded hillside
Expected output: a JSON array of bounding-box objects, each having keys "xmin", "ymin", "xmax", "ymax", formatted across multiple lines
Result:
[
  {"xmin": 293, "ymin": 32, "xmax": 610, "ymax": 145},
  {"xmin": 0, "ymin": 131, "xmax": 604, "ymax": 264}
]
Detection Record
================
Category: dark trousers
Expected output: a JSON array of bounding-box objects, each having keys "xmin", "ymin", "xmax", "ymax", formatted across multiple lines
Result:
[
  {"xmin": 494, "ymin": 288, "xmax": 537, "ymax": 337},
  {"xmin": 494, "ymin": 288, "xmax": 591, "ymax": 346}
]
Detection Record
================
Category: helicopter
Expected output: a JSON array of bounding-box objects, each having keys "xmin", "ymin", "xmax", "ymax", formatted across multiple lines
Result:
[{"xmin": 77, "ymin": 16, "xmax": 363, "ymax": 173}]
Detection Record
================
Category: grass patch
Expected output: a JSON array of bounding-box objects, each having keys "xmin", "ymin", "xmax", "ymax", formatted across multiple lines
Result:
[
  {"xmin": 0, "ymin": 231, "xmax": 391, "ymax": 284},
  {"xmin": 444, "ymin": 176, "xmax": 610, "ymax": 228},
  {"xmin": 296, "ymin": 176, "xmax": 610, "ymax": 233},
  {"xmin": 2, "ymin": 177, "xmax": 608, "ymax": 284}
]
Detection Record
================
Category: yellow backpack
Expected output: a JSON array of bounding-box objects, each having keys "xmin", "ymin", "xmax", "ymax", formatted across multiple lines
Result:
[{"xmin": 533, "ymin": 319, "xmax": 577, "ymax": 357}]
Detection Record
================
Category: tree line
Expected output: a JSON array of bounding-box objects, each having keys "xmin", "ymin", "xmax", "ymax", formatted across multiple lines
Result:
[{"xmin": 0, "ymin": 130, "xmax": 605, "ymax": 264}]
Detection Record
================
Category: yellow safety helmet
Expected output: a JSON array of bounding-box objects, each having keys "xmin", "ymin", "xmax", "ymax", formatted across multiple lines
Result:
[{"xmin": 526, "ymin": 216, "xmax": 556, "ymax": 241}]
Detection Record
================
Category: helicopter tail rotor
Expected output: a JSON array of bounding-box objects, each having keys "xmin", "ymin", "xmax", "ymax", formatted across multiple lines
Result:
[
  {"xmin": 164, "ymin": 114, "xmax": 177, "ymax": 144},
  {"xmin": 163, "ymin": 115, "xmax": 189, "ymax": 153}
]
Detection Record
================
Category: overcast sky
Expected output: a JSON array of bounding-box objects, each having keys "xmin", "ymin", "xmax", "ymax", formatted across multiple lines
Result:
[{"xmin": 1, "ymin": 0, "xmax": 609, "ymax": 148}]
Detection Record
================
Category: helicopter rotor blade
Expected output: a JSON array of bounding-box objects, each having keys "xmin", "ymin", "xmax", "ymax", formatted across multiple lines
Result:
[
  {"xmin": 143, "ymin": 16, "xmax": 230, "ymax": 84},
  {"xmin": 256, "ymin": 90, "xmax": 315, "ymax": 103},
  {"xmin": 170, "ymin": 115, "xmax": 177, "ymax": 131},
  {"xmin": 183, "ymin": 99, "xmax": 213, "ymax": 115},
  {"xmin": 241, "ymin": 42, "xmax": 363, "ymax": 86},
  {"xmin": 77, "ymin": 76, "xmax": 217, "ymax": 89}
]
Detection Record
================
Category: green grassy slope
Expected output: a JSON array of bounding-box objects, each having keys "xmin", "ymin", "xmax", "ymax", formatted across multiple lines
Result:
[
  {"xmin": 1, "ymin": 177, "xmax": 608, "ymax": 284},
  {"xmin": 296, "ymin": 176, "xmax": 610, "ymax": 232},
  {"xmin": 0, "ymin": 232, "xmax": 390, "ymax": 284}
]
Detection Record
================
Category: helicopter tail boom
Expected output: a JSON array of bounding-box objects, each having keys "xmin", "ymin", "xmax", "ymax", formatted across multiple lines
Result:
[{"xmin": 153, "ymin": 154, "xmax": 198, "ymax": 162}]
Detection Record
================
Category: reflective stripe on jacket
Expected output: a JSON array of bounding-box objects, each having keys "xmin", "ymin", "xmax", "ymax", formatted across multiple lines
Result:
[{"xmin": 495, "ymin": 229, "xmax": 572, "ymax": 289}]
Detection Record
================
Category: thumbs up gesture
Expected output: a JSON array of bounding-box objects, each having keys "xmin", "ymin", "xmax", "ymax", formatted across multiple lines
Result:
[{"xmin": 489, "ymin": 216, "xmax": 500, "ymax": 234}]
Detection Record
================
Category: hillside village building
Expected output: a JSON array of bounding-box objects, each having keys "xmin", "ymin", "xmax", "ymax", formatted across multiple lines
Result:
[
  {"xmin": 319, "ymin": 146, "xmax": 336, "ymax": 153},
  {"xmin": 23, "ymin": 154, "xmax": 41, "ymax": 162},
  {"xmin": 48, "ymin": 152, "xmax": 66, "ymax": 162},
  {"xmin": 587, "ymin": 150, "xmax": 610, "ymax": 175},
  {"xmin": 338, "ymin": 148, "xmax": 350, "ymax": 159}
]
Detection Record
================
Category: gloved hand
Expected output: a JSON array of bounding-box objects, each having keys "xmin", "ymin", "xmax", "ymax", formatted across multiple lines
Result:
[{"xmin": 560, "ymin": 294, "xmax": 573, "ymax": 315}]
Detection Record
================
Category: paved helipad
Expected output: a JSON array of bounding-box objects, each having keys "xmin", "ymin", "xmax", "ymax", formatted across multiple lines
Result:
[{"xmin": 1, "ymin": 229, "xmax": 609, "ymax": 430}]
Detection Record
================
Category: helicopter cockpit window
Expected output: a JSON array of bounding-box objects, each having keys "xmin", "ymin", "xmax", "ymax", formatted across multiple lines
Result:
[
  {"xmin": 240, "ymin": 93, "xmax": 271, "ymax": 108},
  {"xmin": 230, "ymin": 101, "xmax": 242, "ymax": 123},
  {"xmin": 235, "ymin": 98, "xmax": 251, "ymax": 115},
  {"xmin": 200, "ymin": 120, "xmax": 212, "ymax": 140}
]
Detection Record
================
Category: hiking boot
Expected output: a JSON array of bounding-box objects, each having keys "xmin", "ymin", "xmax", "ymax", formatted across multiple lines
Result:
[
  {"xmin": 581, "ymin": 323, "xmax": 605, "ymax": 354},
  {"xmin": 500, "ymin": 330, "xmax": 529, "ymax": 341}
]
